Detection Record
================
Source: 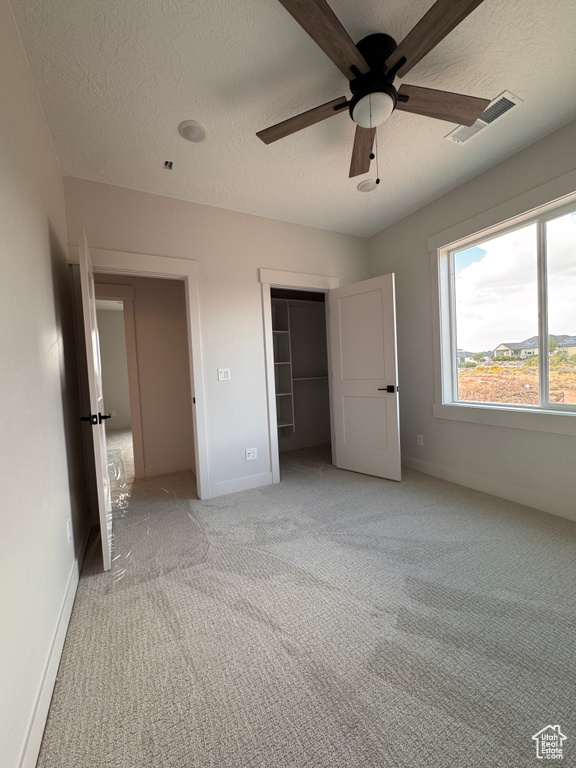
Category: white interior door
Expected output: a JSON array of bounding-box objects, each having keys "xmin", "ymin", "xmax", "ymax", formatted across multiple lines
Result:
[
  {"xmin": 329, "ymin": 273, "xmax": 401, "ymax": 481},
  {"xmin": 78, "ymin": 229, "xmax": 113, "ymax": 570}
]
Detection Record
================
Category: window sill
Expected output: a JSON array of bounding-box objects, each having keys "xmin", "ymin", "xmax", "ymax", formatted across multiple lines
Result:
[{"xmin": 433, "ymin": 402, "xmax": 576, "ymax": 437}]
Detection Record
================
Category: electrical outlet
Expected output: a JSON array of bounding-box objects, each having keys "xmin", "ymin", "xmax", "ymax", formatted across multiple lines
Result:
[
  {"xmin": 112, "ymin": 410, "xmax": 117, "ymax": 417},
  {"xmin": 416, "ymin": 434, "xmax": 424, "ymax": 447},
  {"xmin": 218, "ymin": 368, "xmax": 231, "ymax": 381},
  {"xmin": 245, "ymin": 448, "xmax": 257, "ymax": 461},
  {"xmin": 67, "ymin": 518, "xmax": 72, "ymax": 543}
]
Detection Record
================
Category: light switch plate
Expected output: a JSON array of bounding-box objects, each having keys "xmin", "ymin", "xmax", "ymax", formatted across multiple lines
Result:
[{"xmin": 218, "ymin": 368, "xmax": 231, "ymax": 381}]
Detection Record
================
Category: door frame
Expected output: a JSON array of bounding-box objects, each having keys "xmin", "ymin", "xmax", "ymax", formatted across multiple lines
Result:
[
  {"xmin": 70, "ymin": 246, "xmax": 209, "ymax": 499},
  {"xmin": 259, "ymin": 269, "xmax": 340, "ymax": 483},
  {"xmin": 93, "ymin": 283, "xmax": 145, "ymax": 479}
]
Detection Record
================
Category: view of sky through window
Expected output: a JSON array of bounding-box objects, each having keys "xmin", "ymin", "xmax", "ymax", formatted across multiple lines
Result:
[
  {"xmin": 450, "ymin": 210, "xmax": 576, "ymax": 407},
  {"xmin": 546, "ymin": 211, "xmax": 576, "ymax": 339},
  {"xmin": 454, "ymin": 224, "xmax": 538, "ymax": 354}
]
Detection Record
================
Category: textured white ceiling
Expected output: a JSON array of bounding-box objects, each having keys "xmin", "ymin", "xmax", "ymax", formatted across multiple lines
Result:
[{"xmin": 10, "ymin": 0, "xmax": 576, "ymax": 237}]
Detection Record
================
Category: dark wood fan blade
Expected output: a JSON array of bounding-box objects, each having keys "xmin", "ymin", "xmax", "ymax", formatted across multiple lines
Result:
[
  {"xmin": 397, "ymin": 84, "xmax": 489, "ymax": 126},
  {"xmin": 385, "ymin": 0, "xmax": 485, "ymax": 78},
  {"xmin": 277, "ymin": 0, "xmax": 369, "ymax": 80},
  {"xmin": 257, "ymin": 97, "xmax": 348, "ymax": 144},
  {"xmin": 349, "ymin": 126, "xmax": 375, "ymax": 178}
]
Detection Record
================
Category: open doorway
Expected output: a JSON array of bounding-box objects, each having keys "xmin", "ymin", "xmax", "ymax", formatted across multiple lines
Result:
[
  {"xmin": 74, "ymin": 242, "xmax": 209, "ymax": 571},
  {"xmin": 271, "ymin": 288, "xmax": 332, "ymax": 475},
  {"xmin": 94, "ymin": 273, "xmax": 196, "ymax": 483},
  {"xmin": 95, "ymin": 298, "xmax": 136, "ymax": 496},
  {"xmin": 75, "ymin": 245, "xmax": 208, "ymax": 501},
  {"xmin": 262, "ymin": 268, "xmax": 402, "ymax": 486}
]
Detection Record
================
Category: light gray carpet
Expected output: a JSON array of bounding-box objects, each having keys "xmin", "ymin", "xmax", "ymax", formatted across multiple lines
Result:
[{"xmin": 37, "ymin": 446, "xmax": 576, "ymax": 767}]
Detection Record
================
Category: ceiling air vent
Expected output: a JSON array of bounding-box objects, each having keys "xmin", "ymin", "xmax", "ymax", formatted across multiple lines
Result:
[{"xmin": 445, "ymin": 90, "xmax": 522, "ymax": 145}]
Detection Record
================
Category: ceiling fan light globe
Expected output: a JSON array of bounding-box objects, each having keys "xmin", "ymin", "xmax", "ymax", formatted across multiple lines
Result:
[{"xmin": 352, "ymin": 92, "xmax": 395, "ymax": 129}]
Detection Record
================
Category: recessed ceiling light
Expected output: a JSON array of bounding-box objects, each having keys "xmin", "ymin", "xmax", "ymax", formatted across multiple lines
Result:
[
  {"xmin": 178, "ymin": 120, "xmax": 207, "ymax": 143},
  {"xmin": 357, "ymin": 179, "xmax": 379, "ymax": 192}
]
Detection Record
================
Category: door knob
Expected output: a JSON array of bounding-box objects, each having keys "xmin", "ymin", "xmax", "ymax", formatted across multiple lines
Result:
[
  {"xmin": 98, "ymin": 413, "xmax": 112, "ymax": 424},
  {"xmin": 80, "ymin": 414, "xmax": 98, "ymax": 425},
  {"xmin": 378, "ymin": 386, "xmax": 398, "ymax": 393}
]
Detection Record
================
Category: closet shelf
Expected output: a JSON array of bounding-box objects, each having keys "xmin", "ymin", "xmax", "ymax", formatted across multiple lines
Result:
[
  {"xmin": 272, "ymin": 297, "xmax": 295, "ymax": 434},
  {"xmin": 293, "ymin": 376, "xmax": 328, "ymax": 381}
]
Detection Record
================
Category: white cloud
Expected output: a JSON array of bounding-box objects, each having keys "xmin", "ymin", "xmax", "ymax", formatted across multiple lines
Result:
[
  {"xmin": 546, "ymin": 213, "xmax": 576, "ymax": 335},
  {"xmin": 454, "ymin": 213, "xmax": 576, "ymax": 351}
]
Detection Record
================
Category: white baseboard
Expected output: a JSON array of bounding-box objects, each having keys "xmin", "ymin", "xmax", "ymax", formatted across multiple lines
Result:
[
  {"xmin": 209, "ymin": 471, "xmax": 273, "ymax": 499},
  {"xmin": 144, "ymin": 459, "xmax": 193, "ymax": 478},
  {"xmin": 19, "ymin": 524, "xmax": 91, "ymax": 768},
  {"xmin": 402, "ymin": 456, "xmax": 576, "ymax": 522}
]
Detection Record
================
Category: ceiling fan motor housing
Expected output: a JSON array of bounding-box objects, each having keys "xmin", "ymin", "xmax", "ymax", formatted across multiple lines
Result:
[
  {"xmin": 356, "ymin": 33, "xmax": 398, "ymax": 73},
  {"xmin": 349, "ymin": 33, "xmax": 399, "ymax": 125}
]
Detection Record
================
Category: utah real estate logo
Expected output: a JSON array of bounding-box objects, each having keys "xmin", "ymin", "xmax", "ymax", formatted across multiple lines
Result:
[{"xmin": 532, "ymin": 725, "xmax": 567, "ymax": 760}]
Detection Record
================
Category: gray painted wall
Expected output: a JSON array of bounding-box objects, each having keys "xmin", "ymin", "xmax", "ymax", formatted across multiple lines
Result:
[
  {"xmin": 368, "ymin": 119, "xmax": 576, "ymax": 518},
  {"xmin": 0, "ymin": 1, "xmax": 88, "ymax": 764},
  {"xmin": 64, "ymin": 178, "xmax": 370, "ymax": 493}
]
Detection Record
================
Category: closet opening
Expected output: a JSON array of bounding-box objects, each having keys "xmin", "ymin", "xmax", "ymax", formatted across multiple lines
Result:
[{"xmin": 271, "ymin": 288, "xmax": 332, "ymax": 475}]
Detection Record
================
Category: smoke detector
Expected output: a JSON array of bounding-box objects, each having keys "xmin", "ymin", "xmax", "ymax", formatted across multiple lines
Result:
[{"xmin": 178, "ymin": 120, "xmax": 207, "ymax": 143}]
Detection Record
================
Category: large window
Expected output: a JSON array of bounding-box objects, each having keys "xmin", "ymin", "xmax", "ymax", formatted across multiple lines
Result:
[{"xmin": 442, "ymin": 200, "xmax": 576, "ymax": 413}]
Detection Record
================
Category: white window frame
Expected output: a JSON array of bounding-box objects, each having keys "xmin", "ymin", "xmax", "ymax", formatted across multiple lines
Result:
[{"xmin": 430, "ymin": 176, "xmax": 576, "ymax": 438}]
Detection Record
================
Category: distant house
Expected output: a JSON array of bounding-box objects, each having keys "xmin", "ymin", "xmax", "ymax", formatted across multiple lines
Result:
[
  {"xmin": 521, "ymin": 336, "xmax": 539, "ymax": 356},
  {"xmin": 457, "ymin": 350, "xmax": 492, "ymax": 364},
  {"xmin": 494, "ymin": 334, "xmax": 572, "ymax": 358},
  {"xmin": 494, "ymin": 342, "xmax": 524, "ymax": 357},
  {"xmin": 559, "ymin": 336, "xmax": 576, "ymax": 355}
]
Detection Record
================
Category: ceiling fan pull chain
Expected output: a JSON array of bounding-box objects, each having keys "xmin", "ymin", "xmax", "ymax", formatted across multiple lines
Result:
[
  {"xmin": 375, "ymin": 128, "xmax": 380, "ymax": 185},
  {"xmin": 367, "ymin": 93, "xmax": 380, "ymax": 185}
]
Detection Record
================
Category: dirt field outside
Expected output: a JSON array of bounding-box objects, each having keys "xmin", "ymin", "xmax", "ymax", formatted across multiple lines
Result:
[{"xmin": 457, "ymin": 360, "xmax": 576, "ymax": 405}]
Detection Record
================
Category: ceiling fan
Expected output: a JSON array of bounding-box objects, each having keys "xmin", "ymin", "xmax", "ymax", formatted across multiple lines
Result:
[{"xmin": 256, "ymin": 0, "xmax": 490, "ymax": 178}]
